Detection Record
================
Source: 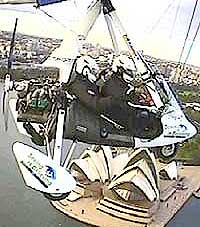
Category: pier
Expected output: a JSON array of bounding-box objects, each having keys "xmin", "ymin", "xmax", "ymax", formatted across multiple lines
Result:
[
  {"xmin": 150, "ymin": 166, "xmax": 200, "ymax": 227},
  {"xmin": 52, "ymin": 165, "xmax": 200, "ymax": 227}
]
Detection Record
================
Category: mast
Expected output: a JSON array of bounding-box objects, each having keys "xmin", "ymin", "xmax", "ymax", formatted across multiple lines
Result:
[
  {"xmin": 8, "ymin": 18, "xmax": 18, "ymax": 76},
  {"xmin": 104, "ymin": 14, "xmax": 119, "ymax": 54},
  {"xmin": 102, "ymin": 0, "xmax": 136, "ymax": 56}
]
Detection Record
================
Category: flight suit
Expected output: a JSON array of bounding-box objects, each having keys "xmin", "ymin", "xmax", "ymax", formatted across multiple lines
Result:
[{"xmin": 67, "ymin": 68, "xmax": 163, "ymax": 139}]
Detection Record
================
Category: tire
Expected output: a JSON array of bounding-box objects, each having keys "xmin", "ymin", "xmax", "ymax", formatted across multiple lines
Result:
[
  {"xmin": 43, "ymin": 192, "xmax": 71, "ymax": 201},
  {"xmin": 82, "ymin": 66, "xmax": 91, "ymax": 78},
  {"xmin": 100, "ymin": 127, "xmax": 109, "ymax": 138},
  {"xmin": 158, "ymin": 143, "xmax": 178, "ymax": 160}
]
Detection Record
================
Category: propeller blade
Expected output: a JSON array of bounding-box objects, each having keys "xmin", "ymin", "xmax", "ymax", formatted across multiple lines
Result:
[
  {"xmin": 2, "ymin": 90, "xmax": 9, "ymax": 131},
  {"xmin": 8, "ymin": 18, "xmax": 18, "ymax": 74},
  {"xmin": 2, "ymin": 90, "xmax": 7, "ymax": 115},
  {"xmin": 2, "ymin": 74, "xmax": 11, "ymax": 131},
  {"xmin": 2, "ymin": 18, "xmax": 18, "ymax": 131}
]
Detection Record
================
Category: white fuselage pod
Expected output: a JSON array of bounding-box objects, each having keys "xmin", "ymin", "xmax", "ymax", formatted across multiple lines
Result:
[
  {"xmin": 13, "ymin": 142, "xmax": 76, "ymax": 194},
  {"xmin": 134, "ymin": 78, "xmax": 197, "ymax": 148}
]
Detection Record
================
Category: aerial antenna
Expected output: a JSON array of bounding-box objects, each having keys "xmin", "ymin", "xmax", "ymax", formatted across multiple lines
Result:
[{"xmin": 177, "ymin": 0, "xmax": 199, "ymax": 64}]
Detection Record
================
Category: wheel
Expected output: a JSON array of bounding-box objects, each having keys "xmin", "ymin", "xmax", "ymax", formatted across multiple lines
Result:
[
  {"xmin": 100, "ymin": 127, "xmax": 109, "ymax": 138},
  {"xmin": 159, "ymin": 144, "xmax": 178, "ymax": 160},
  {"xmin": 43, "ymin": 192, "xmax": 71, "ymax": 201}
]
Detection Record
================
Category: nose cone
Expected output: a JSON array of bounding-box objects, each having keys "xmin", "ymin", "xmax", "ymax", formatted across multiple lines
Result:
[{"xmin": 188, "ymin": 122, "xmax": 198, "ymax": 138}]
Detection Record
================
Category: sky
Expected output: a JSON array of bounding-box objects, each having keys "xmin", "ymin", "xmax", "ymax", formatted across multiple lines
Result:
[{"xmin": 0, "ymin": 0, "xmax": 200, "ymax": 66}]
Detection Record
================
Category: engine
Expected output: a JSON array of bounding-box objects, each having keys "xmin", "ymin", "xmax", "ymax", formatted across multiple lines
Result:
[{"xmin": 15, "ymin": 79, "xmax": 65, "ymax": 124}]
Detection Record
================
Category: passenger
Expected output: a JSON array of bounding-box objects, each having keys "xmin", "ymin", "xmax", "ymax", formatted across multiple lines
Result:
[{"xmin": 98, "ymin": 54, "xmax": 163, "ymax": 138}]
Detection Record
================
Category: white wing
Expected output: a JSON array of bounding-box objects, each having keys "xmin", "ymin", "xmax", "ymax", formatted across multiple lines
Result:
[
  {"xmin": 42, "ymin": 0, "xmax": 101, "ymax": 83},
  {"xmin": 0, "ymin": 0, "xmax": 35, "ymax": 3},
  {"xmin": 0, "ymin": 0, "xmax": 67, "ymax": 5}
]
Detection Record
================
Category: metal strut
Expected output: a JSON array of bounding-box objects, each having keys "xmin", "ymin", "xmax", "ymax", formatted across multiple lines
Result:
[
  {"xmin": 53, "ymin": 109, "xmax": 66, "ymax": 165},
  {"xmin": 101, "ymin": 0, "xmax": 154, "ymax": 75}
]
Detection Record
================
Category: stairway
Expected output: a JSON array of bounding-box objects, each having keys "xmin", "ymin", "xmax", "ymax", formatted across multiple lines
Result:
[{"xmin": 96, "ymin": 197, "xmax": 152, "ymax": 225}]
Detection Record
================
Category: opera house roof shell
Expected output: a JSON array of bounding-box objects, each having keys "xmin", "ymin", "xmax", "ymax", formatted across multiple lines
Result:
[{"xmin": 69, "ymin": 145, "xmax": 160, "ymax": 204}]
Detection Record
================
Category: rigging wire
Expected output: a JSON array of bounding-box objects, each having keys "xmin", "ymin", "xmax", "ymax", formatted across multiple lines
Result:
[
  {"xmin": 169, "ymin": 0, "xmax": 181, "ymax": 39},
  {"xmin": 177, "ymin": 0, "xmax": 199, "ymax": 64},
  {"xmin": 0, "ymin": 4, "xmax": 76, "ymax": 35},
  {"xmin": 148, "ymin": 0, "xmax": 175, "ymax": 35},
  {"xmin": 36, "ymin": 6, "xmax": 78, "ymax": 35},
  {"xmin": 37, "ymin": 7, "xmax": 68, "ymax": 28},
  {"xmin": 184, "ymin": 19, "xmax": 200, "ymax": 64},
  {"xmin": 73, "ymin": 0, "xmax": 78, "ymax": 11},
  {"xmin": 0, "ymin": 6, "xmax": 37, "ymax": 14}
]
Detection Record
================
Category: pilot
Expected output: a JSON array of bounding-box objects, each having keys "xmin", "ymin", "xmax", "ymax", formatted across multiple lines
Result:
[
  {"xmin": 67, "ymin": 54, "xmax": 163, "ymax": 139},
  {"xmin": 67, "ymin": 55, "xmax": 114, "ymax": 113}
]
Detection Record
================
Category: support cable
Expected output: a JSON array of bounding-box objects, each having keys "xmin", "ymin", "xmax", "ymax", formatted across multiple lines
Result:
[
  {"xmin": 177, "ymin": 0, "xmax": 199, "ymax": 64},
  {"xmin": 148, "ymin": 0, "xmax": 174, "ymax": 35},
  {"xmin": 37, "ymin": 7, "xmax": 68, "ymax": 28},
  {"xmin": 36, "ymin": 6, "xmax": 78, "ymax": 38},
  {"xmin": 170, "ymin": 0, "xmax": 181, "ymax": 39},
  {"xmin": 184, "ymin": 19, "xmax": 200, "ymax": 64}
]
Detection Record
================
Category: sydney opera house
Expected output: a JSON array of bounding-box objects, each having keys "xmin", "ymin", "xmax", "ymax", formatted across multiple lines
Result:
[{"xmin": 52, "ymin": 145, "xmax": 177, "ymax": 226}]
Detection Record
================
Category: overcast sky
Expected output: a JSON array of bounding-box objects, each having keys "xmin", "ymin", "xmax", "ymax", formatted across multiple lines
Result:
[{"xmin": 0, "ymin": 0, "xmax": 200, "ymax": 66}]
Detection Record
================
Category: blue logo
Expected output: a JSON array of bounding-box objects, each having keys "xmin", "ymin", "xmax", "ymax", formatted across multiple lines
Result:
[
  {"xmin": 45, "ymin": 166, "xmax": 56, "ymax": 180},
  {"xmin": 179, "ymin": 124, "xmax": 187, "ymax": 131}
]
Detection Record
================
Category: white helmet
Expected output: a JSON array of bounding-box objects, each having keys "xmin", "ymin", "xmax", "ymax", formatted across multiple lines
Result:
[
  {"xmin": 76, "ymin": 55, "xmax": 99, "ymax": 82},
  {"xmin": 112, "ymin": 54, "xmax": 137, "ymax": 83}
]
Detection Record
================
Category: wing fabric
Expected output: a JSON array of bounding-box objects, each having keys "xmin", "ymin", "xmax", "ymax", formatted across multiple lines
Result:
[
  {"xmin": 0, "ymin": 0, "xmax": 66, "ymax": 6},
  {"xmin": 0, "ymin": 0, "xmax": 35, "ymax": 3},
  {"xmin": 0, "ymin": 0, "xmax": 101, "ymax": 83},
  {"xmin": 38, "ymin": 0, "xmax": 66, "ymax": 6},
  {"xmin": 42, "ymin": 0, "xmax": 101, "ymax": 82}
]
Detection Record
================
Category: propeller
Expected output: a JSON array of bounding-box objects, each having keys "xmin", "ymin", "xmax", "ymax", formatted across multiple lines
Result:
[{"xmin": 2, "ymin": 18, "xmax": 18, "ymax": 131}]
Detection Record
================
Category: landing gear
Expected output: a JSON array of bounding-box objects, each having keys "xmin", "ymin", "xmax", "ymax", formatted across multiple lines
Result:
[
  {"xmin": 100, "ymin": 127, "xmax": 109, "ymax": 138},
  {"xmin": 23, "ymin": 122, "xmax": 45, "ymax": 146},
  {"xmin": 158, "ymin": 144, "xmax": 178, "ymax": 160},
  {"xmin": 43, "ymin": 192, "xmax": 71, "ymax": 201}
]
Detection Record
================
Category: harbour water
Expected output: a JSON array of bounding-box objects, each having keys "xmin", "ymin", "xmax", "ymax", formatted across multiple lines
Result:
[
  {"xmin": 0, "ymin": 83, "xmax": 85, "ymax": 227},
  {"xmin": 167, "ymin": 196, "xmax": 200, "ymax": 227},
  {"xmin": 0, "ymin": 83, "xmax": 199, "ymax": 227}
]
